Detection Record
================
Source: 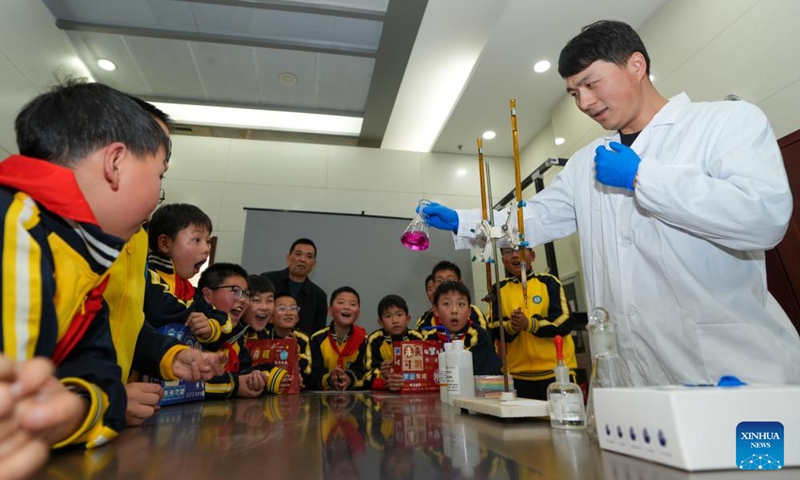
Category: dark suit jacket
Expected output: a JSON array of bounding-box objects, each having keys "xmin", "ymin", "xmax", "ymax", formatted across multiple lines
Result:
[{"xmin": 262, "ymin": 268, "xmax": 328, "ymax": 335}]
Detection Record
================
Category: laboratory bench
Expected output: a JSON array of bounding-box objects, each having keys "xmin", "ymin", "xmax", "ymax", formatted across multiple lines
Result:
[{"xmin": 34, "ymin": 392, "xmax": 796, "ymax": 479}]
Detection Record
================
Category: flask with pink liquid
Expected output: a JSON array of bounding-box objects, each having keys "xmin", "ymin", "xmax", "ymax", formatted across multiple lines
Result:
[{"xmin": 400, "ymin": 199, "xmax": 431, "ymax": 251}]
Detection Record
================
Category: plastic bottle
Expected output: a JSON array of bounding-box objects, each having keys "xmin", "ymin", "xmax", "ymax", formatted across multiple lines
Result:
[
  {"xmin": 547, "ymin": 335, "xmax": 586, "ymax": 430},
  {"xmin": 445, "ymin": 339, "xmax": 474, "ymax": 405},
  {"xmin": 439, "ymin": 342, "xmax": 453, "ymax": 403}
]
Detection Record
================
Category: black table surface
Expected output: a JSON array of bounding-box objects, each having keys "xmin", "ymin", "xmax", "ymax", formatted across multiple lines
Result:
[{"xmin": 34, "ymin": 392, "xmax": 796, "ymax": 479}]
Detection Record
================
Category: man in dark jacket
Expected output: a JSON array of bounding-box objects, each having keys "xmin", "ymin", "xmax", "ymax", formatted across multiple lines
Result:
[{"xmin": 262, "ymin": 238, "xmax": 328, "ymax": 335}]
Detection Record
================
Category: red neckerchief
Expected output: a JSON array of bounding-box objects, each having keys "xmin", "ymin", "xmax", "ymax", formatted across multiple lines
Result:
[
  {"xmin": 0, "ymin": 155, "xmax": 97, "ymax": 224},
  {"xmin": 173, "ymin": 274, "xmax": 195, "ymax": 302},
  {"xmin": 328, "ymin": 325, "xmax": 366, "ymax": 368},
  {"xmin": 223, "ymin": 342, "xmax": 240, "ymax": 373},
  {"xmin": 52, "ymin": 276, "xmax": 109, "ymax": 365}
]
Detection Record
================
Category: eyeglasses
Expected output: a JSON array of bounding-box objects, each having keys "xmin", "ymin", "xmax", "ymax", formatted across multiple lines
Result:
[
  {"xmin": 210, "ymin": 285, "xmax": 251, "ymax": 300},
  {"xmin": 501, "ymin": 249, "xmax": 516, "ymax": 257},
  {"xmin": 275, "ymin": 305, "xmax": 300, "ymax": 314},
  {"xmin": 158, "ymin": 188, "xmax": 166, "ymax": 205}
]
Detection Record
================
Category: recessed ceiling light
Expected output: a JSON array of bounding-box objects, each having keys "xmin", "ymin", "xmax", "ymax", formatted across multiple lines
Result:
[
  {"xmin": 482, "ymin": 130, "xmax": 496, "ymax": 140},
  {"xmin": 278, "ymin": 72, "xmax": 297, "ymax": 85},
  {"xmin": 555, "ymin": 137, "xmax": 565, "ymax": 146},
  {"xmin": 97, "ymin": 59, "xmax": 117, "ymax": 71},
  {"xmin": 533, "ymin": 60, "xmax": 551, "ymax": 73}
]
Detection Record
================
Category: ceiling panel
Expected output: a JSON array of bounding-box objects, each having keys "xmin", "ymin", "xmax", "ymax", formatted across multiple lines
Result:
[
  {"xmin": 316, "ymin": 54, "xmax": 374, "ymax": 111},
  {"xmin": 42, "ymin": 0, "xmax": 198, "ymax": 30},
  {"xmin": 255, "ymin": 48, "xmax": 320, "ymax": 109},
  {"xmin": 124, "ymin": 36, "xmax": 207, "ymax": 97},
  {"xmin": 190, "ymin": 43, "xmax": 260, "ymax": 104}
]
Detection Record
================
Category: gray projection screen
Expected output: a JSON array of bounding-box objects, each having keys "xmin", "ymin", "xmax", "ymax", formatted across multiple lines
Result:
[{"xmin": 241, "ymin": 208, "xmax": 474, "ymax": 331}]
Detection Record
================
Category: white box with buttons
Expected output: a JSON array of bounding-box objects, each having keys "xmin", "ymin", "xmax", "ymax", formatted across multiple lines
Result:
[{"xmin": 593, "ymin": 385, "xmax": 800, "ymax": 471}]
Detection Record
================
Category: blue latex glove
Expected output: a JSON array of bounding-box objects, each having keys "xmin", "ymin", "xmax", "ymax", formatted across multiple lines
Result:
[
  {"xmin": 417, "ymin": 202, "xmax": 458, "ymax": 232},
  {"xmin": 594, "ymin": 141, "xmax": 641, "ymax": 190}
]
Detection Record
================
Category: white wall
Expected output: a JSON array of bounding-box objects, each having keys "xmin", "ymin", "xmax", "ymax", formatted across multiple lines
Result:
[{"xmin": 162, "ymin": 136, "xmax": 517, "ymax": 303}]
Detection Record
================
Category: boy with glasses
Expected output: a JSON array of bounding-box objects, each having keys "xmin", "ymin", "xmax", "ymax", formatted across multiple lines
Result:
[
  {"xmin": 199, "ymin": 264, "xmax": 289, "ymax": 398},
  {"xmin": 243, "ymin": 276, "xmax": 312, "ymax": 390}
]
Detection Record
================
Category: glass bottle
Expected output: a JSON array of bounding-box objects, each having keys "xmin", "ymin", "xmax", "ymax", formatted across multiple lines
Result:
[
  {"xmin": 400, "ymin": 199, "xmax": 431, "ymax": 251},
  {"xmin": 585, "ymin": 307, "xmax": 633, "ymax": 441},
  {"xmin": 547, "ymin": 335, "xmax": 586, "ymax": 430}
]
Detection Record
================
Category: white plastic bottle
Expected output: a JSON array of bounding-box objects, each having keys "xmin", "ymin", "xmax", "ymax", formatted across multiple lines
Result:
[
  {"xmin": 445, "ymin": 339, "xmax": 474, "ymax": 406},
  {"xmin": 547, "ymin": 335, "xmax": 586, "ymax": 430},
  {"xmin": 439, "ymin": 342, "xmax": 453, "ymax": 403}
]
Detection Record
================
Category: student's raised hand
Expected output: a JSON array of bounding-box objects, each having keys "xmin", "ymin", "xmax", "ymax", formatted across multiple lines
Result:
[
  {"xmin": 386, "ymin": 373, "xmax": 404, "ymax": 392},
  {"xmin": 185, "ymin": 312, "xmax": 212, "ymax": 340},
  {"xmin": 0, "ymin": 355, "xmax": 50, "ymax": 480},
  {"xmin": 509, "ymin": 308, "xmax": 528, "ymax": 333},
  {"xmin": 125, "ymin": 382, "xmax": 163, "ymax": 426},
  {"xmin": 594, "ymin": 141, "xmax": 641, "ymax": 190}
]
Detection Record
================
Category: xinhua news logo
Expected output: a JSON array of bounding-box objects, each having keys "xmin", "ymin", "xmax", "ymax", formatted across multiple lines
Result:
[{"xmin": 736, "ymin": 422, "xmax": 783, "ymax": 470}]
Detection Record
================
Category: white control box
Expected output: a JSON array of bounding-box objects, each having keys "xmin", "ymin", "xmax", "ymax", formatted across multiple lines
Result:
[{"xmin": 593, "ymin": 385, "xmax": 800, "ymax": 471}]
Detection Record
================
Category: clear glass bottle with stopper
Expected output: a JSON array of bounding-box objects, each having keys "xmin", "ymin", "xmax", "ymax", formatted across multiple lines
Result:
[
  {"xmin": 584, "ymin": 307, "xmax": 635, "ymax": 440},
  {"xmin": 547, "ymin": 335, "xmax": 586, "ymax": 430}
]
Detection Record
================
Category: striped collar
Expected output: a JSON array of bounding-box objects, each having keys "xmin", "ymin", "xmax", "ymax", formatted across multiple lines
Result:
[{"xmin": 147, "ymin": 253, "xmax": 174, "ymax": 274}]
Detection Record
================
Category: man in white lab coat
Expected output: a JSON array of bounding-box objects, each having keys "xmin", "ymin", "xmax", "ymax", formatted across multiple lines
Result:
[{"xmin": 422, "ymin": 20, "xmax": 800, "ymax": 386}]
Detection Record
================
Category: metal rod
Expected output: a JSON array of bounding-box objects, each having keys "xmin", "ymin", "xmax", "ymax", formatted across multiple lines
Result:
[
  {"xmin": 481, "ymin": 144, "xmax": 510, "ymax": 393},
  {"xmin": 509, "ymin": 99, "xmax": 528, "ymax": 304}
]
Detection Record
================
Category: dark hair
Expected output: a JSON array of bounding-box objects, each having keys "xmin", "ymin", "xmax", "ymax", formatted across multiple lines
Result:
[
  {"xmin": 249, "ymin": 274, "xmax": 275, "ymax": 296},
  {"xmin": 330, "ymin": 286, "xmax": 360, "ymax": 306},
  {"xmin": 558, "ymin": 20, "xmax": 650, "ymax": 78},
  {"xmin": 274, "ymin": 292, "xmax": 296, "ymax": 303},
  {"xmin": 127, "ymin": 95, "xmax": 173, "ymax": 131},
  {"xmin": 148, "ymin": 203, "xmax": 213, "ymax": 252},
  {"xmin": 378, "ymin": 294, "xmax": 409, "ymax": 317},
  {"xmin": 289, "ymin": 238, "xmax": 317, "ymax": 257},
  {"xmin": 431, "ymin": 260, "xmax": 461, "ymax": 280},
  {"xmin": 433, "ymin": 281, "xmax": 471, "ymax": 305},
  {"xmin": 198, "ymin": 263, "xmax": 248, "ymax": 290},
  {"xmin": 425, "ymin": 274, "xmax": 434, "ymax": 287},
  {"xmin": 15, "ymin": 79, "xmax": 170, "ymax": 167}
]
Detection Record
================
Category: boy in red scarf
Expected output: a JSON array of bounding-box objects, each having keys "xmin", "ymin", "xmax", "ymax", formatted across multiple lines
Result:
[{"xmin": 309, "ymin": 287, "xmax": 366, "ymax": 390}]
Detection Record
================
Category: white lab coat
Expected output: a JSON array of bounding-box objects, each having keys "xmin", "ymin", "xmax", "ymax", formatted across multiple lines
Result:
[{"xmin": 455, "ymin": 93, "xmax": 800, "ymax": 385}]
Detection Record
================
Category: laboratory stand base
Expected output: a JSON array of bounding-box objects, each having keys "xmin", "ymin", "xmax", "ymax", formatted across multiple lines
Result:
[{"xmin": 453, "ymin": 396, "xmax": 550, "ymax": 419}]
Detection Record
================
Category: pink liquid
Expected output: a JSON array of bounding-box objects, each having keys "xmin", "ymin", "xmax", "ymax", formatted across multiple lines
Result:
[{"xmin": 401, "ymin": 231, "xmax": 430, "ymax": 251}]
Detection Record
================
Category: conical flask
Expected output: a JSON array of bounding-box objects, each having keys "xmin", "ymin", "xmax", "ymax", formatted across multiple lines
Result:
[
  {"xmin": 400, "ymin": 199, "xmax": 431, "ymax": 251},
  {"xmin": 584, "ymin": 307, "xmax": 634, "ymax": 441}
]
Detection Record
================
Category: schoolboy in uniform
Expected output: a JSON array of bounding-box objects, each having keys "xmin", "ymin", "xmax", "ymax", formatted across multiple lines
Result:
[
  {"xmin": 490, "ymin": 247, "xmax": 576, "ymax": 400},
  {"xmin": 242, "ymin": 276, "xmax": 312, "ymax": 388},
  {"xmin": 364, "ymin": 295, "xmax": 424, "ymax": 391},
  {"xmin": 415, "ymin": 261, "xmax": 489, "ymax": 333},
  {"xmin": 199, "ymin": 264, "xmax": 288, "ymax": 398},
  {"xmin": 309, "ymin": 287, "xmax": 367, "ymax": 390},
  {"xmin": 423, "ymin": 282, "xmax": 502, "ymax": 376},
  {"xmin": 0, "ymin": 80, "xmax": 169, "ymax": 478},
  {"xmin": 146, "ymin": 203, "xmax": 231, "ymax": 344},
  {"xmin": 107, "ymin": 97, "xmax": 226, "ymax": 426}
]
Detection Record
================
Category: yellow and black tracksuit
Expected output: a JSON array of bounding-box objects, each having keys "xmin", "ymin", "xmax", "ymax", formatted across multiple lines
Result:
[
  {"xmin": 363, "ymin": 328, "xmax": 425, "ymax": 390},
  {"xmin": 147, "ymin": 253, "xmax": 232, "ymax": 346},
  {"xmin": 489, "ymin": 273, "xmax": 577, "ymax": 400},
  {"xmin": 0, "ymin": 155, "xmax": 125, "ymax": 449},
  {"xmin": 415, "ymin": 304, "xmax": 489, "ymax": 336},
  {"xmin": 205, "ymin": 324, "xmax": 287, "ymax": 398},
  {"xmin": 245, "ymin": 325, "xmax": 312, "ymax": 386},
  {"xmin": 309, "ymin": 323, "xmax": 367, "ymax": 390},
  {"xmin": 422, "ymin": 323, "xmax": 502, "ymax": 376},
  {"xmin": 104, "ymin": 228, "xmax": 188, "ymax": 383}
]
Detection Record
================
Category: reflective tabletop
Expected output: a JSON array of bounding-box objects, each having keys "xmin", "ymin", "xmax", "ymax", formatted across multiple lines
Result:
[{"xmin": 35, "ymin": 393, "xmax": 796, "ymax": 479}]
